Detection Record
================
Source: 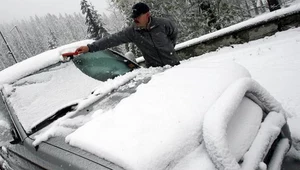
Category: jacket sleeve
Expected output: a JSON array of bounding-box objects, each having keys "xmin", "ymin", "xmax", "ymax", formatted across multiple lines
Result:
[
  {"xmin": 166, "ymin": 19, "xmax": 178, "ymax": 47},
  {"xmin": 87, "ymin": 27, "xmax": 134, "ymax": 52}
]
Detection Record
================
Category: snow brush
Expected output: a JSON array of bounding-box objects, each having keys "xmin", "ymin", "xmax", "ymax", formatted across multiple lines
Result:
[
  {"xmin": 61, "ymin": 51, "xmax": 79, "ymax": 62},
  {"xmin": 62, "ymin": 51, "xmax": 79, "ymax": 59}
]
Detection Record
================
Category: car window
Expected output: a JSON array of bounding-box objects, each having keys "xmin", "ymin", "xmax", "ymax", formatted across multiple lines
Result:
[{"xmin": 73, "ymin": 50, "xmax": 138, "ymax": 81}]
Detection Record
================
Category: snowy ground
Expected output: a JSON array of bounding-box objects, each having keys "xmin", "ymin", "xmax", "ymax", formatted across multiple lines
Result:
[
  {"xmin": 194, "ymin": 27, "xmax": 300, "ymax": 119},
  {"xmin": 191, "ymin": 27, "xmax": 300, "ymax": 160}
]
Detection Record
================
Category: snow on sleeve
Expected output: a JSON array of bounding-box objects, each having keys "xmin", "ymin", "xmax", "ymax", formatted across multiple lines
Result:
[{"xmin": 65, "ymin": 61, "xmax": 251, "ymax": 170}]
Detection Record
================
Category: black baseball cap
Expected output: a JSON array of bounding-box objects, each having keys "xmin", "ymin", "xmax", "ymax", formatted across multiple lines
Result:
[{"xmin": 130, "ymin": 2, "xmax": 150, "ymax": 18}]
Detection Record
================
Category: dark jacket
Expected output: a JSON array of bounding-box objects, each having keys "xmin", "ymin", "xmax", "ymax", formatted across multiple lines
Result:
[{"xmin": 87, "ymin": 17, "xmax": 179, "ymax": 67}]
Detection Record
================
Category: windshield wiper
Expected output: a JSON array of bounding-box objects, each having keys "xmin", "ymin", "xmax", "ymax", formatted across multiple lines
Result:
[{"xmin": 29, "ymin": 103, "xmax": 78, "ymax": 135}]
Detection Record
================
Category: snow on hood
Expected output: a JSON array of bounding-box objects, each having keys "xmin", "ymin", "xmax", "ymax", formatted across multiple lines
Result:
[{"xmin": 65, "ymin": 61, "xmax": 251, "ymax": 170}]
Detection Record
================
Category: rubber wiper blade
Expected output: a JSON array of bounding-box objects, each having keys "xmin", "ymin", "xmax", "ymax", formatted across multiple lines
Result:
[{"xmin": 29, "ymin": 103, "xmax": 78, "ymax": 135}]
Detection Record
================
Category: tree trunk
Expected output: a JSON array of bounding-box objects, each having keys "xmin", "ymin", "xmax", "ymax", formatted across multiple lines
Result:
[
  {"xmin": 251, "ymin": 0, "xmax": 259, "ymax": 15},
  {"xmin": 244, "ymin": 1, "xmax": 252, "ymax": 17},
  {"xmin": 259, "ymin": 0, "xmax": 266, "ymax": 13}
]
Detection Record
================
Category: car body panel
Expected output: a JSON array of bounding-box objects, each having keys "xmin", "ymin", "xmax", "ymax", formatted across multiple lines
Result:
[{"xmin": 2, "ymin": 137, "xmax": 123, "ymax": 170}]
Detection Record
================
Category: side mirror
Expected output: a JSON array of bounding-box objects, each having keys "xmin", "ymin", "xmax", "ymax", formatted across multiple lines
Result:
[
  {"xmin": 124, "ymin": 51, "xmax": 137, "ymax": 63},
  {"xmin": 0, "ymin": 96, "xmax": 15, "ymax": 146}
]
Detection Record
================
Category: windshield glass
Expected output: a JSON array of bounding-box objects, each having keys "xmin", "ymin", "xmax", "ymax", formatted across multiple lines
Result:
[
  {"xmin": 2, "ymin": 50, "xmax": 137, "ymax": 134},
  {"xmin": 73, "ymin": 50, "xmax": 138, "ymax": 81}
]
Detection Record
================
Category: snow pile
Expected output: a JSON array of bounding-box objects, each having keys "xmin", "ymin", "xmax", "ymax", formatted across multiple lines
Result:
[
  {"xmin": 203, "ymin": 78, "xmax": 288, "ymax": 170},
  {"xmin": 66, "ymin": 61, "xmax": 250, "ymax": 170},
  {"xmin": 32, "ymin": 67, "xmax": 165, "ymax": 146},
  {"xmin": 173, "ymin": 95, "xmax": 265, "ymax": 170}
]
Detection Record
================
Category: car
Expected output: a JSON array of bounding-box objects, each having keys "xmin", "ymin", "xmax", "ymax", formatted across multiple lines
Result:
[{"xmin": 0, "ymin": 41, "xmax": 292, "ymax": 170}]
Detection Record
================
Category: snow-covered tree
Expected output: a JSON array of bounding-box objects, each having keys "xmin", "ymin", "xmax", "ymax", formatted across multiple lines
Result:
[
  {"xmin": 48, "ymin": 29, "xmax": 58, "ymax": 49},
  {"xmin": 80, "ymin": 0, "xmax": 109, "ymax": 39},
  {"xmin": 111, "ymin": 0, "xmax": 249, "ymax": 42}
]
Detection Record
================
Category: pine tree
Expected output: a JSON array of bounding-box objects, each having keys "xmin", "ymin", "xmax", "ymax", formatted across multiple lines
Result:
[
  {"xmin": 48, "ymin": 29, "xmax": 58, "ymax": 49},
  {"xmin": 80, "ymin": 0, "xmax": 109, "ymax": 39}
]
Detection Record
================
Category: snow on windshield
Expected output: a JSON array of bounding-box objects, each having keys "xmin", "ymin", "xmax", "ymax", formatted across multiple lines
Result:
[
  {"xmin": 3, "ymin": 62, "xmax": 101, "ymax": 133},
  {"xmin": 32, "ymin": 67, "xmax": 165, "ymax": 146},
  {"xmin": 0, "ymin": 40, "xmax": 98, "ymax": 133}
]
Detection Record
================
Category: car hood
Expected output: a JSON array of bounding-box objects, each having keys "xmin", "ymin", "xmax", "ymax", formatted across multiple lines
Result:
[{"xmin": 65, "ymin": 61, "xmax": 252, "ymax": 170}]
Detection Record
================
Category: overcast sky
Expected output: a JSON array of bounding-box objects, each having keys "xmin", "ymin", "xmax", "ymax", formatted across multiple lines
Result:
[{"xmin": 0, "ymin": 0, "xmax": 110, "ymax": 24}]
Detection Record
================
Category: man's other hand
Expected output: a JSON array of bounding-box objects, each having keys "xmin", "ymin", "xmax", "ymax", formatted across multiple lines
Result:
[{"xmin": 76, "ymin": 46, "xmax": 89, "ymax": 54}]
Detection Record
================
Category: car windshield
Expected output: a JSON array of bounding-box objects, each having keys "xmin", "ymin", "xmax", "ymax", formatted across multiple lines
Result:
[
  {"xmin": 3, "ymin": 50, "xmax": 138, "ymax": 134},
  {"xmin": 73, "ymin": 50, "xmax": 138, "ymax": 81}
]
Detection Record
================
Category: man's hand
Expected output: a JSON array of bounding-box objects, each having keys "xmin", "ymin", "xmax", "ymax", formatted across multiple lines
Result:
[{"xmin": 76, "ymin": 46, "xmax": 89, "ymax": 54}]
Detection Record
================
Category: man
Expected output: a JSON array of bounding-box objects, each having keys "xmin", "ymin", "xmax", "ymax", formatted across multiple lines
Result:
[{"xmin": 76, "ymin": 2, "xmax": 180, "ymax": 67}]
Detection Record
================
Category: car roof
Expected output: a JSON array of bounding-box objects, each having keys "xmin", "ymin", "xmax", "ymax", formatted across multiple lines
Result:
[{"xmin": 0, "ymin": 40, "xmax": 93, "ymax": 86}]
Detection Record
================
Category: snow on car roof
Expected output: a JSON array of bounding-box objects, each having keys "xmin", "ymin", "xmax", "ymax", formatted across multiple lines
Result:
[
  {"xmin": 0, "ymin": 40, "xmax": 93, "ymax": 86},
  {"xmin": 65, "ymin": 61, "xmax": 251, "ymax": 170}
]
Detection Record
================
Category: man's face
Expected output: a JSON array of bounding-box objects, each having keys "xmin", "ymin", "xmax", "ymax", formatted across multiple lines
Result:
[{"xmin": 134, "ymin": 12, "xmax": 150, "ymax": 27}]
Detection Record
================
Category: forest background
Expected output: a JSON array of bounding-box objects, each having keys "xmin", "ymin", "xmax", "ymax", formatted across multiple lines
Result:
[{"xmin": 0, "ymin": 0, "xmax": 296, "ymax": 70}]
